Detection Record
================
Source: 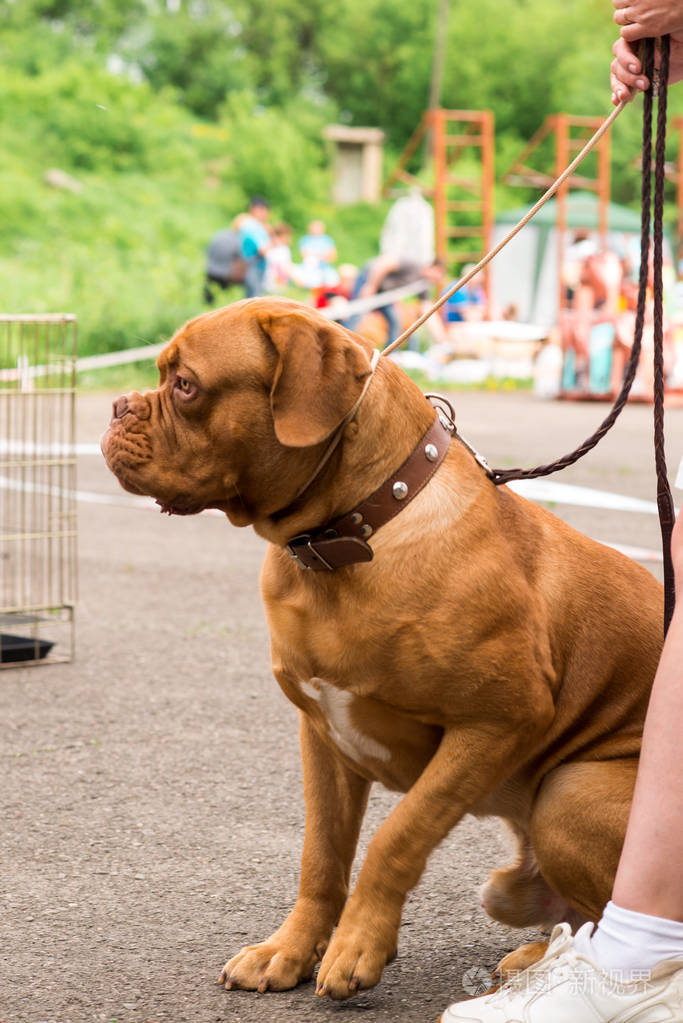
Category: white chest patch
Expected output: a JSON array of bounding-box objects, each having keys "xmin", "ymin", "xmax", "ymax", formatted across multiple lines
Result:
[{"xmin": 300, "ymin": 678, "xmax": 391, "ymax": 765}]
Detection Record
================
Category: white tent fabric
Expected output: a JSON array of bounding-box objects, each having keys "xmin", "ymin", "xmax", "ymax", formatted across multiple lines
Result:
[{"xmin": 489, "ymin": 193, "xmax": 653, "ymax": 326}]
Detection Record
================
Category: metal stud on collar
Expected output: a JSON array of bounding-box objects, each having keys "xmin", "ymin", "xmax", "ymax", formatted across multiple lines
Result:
[
  {"xmin": 424, "ymin": 443, "xmax": 438, "ymax": 462},
  {"xmin": 392, "ymin": 481, "xmax": 409, "ymax": 500}
]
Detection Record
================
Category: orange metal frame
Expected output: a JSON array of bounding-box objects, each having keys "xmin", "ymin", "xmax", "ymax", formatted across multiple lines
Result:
[
  {"xmin": 503, "ymin": 114, "xmax": 612, "ymax": 311},
  {"xmin": 383, "ymin": 108, "xmax": 495, "ymax": 311},
  {"xmin": 385, "ymin": 109, "xmax": 614, "ymax": 317}
]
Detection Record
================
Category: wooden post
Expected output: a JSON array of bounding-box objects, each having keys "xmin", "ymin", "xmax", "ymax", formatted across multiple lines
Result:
[
  {"xmin": 481, "ymin": 109, "xmax": 494, "ymax": 317},
  {"xmin": 555, "ymin": 114, "xmax": 570, "ymax": 314},
  {"xmin": 597, "ymin": 121, "xmax": 611, "ymax": 245},
  {"xmin": 432, "ymin": 109, "xmax": 447, "ymax": 266}
]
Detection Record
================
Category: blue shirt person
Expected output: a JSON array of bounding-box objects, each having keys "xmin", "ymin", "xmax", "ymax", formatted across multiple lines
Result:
[{"xmin": 238, "ymin": 197, "xmax": 272, "ymax": 298}]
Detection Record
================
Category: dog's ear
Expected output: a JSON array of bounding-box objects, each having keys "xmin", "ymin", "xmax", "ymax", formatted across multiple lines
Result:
[{"xmin": 264, "ymin": 309, "xmax": 374, "ymax": 447}]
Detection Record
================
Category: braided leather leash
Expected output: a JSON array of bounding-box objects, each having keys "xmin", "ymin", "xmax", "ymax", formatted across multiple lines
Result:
[
  {"xmin": 652, "ymin": 36, "xmax": 677, "ymax": 635},
  {"xmin": 487, "ymin": 37, "xmax": 676, "ymax": 635}
]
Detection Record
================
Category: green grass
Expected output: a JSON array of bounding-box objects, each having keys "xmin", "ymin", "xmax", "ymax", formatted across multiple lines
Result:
[
  {"xmin": 77, "ymin": 355, "xmax": 533, "ymax": 395},
  {"xmin": 0, "ymin": 57, "xmax": 388, "ymax": 361},
  {"xmin": 77, "ymin": 360, "xmax": 163, "ymax": 392}
]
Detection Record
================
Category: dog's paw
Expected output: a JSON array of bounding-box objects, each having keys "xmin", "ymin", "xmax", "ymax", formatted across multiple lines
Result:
[
  {"xmin": 219, "ymin": 938, "xmax": 322, "ymax": 993},
  {"xmin": 314, "ymin": 929, "xmax": 396, "ymax": 1000},
  {"xmin": 496, "ymin": 940, "xmax": 548, "ymax": 979}
]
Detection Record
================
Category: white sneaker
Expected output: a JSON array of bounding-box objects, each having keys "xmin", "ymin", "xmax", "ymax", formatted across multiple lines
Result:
[{"xmin": 440, "ymin": 922, "xmax": 683, "ymax": 1022}]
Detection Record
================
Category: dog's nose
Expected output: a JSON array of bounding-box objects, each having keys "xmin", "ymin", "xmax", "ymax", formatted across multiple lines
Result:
[
  {"xmin": 112, "ymin": 395, "xmax": 130, "ymax": 419},
  {"xmin": 111, "ymin": 392, "xmax": 152, "ymax": 422}
]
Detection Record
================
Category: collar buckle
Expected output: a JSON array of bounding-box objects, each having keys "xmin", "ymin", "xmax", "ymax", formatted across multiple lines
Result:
[
  {"xmin": 286, "ymin": 533, "xmax": 373, "ymax": 572},
  {"xmin": 286, "ymin": 534, "xmax": 333, "ymax": 572}
]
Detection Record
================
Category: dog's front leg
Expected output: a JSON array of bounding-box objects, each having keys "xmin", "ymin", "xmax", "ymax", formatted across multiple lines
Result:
[
  {"xmin": 220, "ymin": 713, "xmax": 370, "ymax": 992},
  {"xmin": 315, "ymin": 720, "xmax": 549, "ymax": 1000}
]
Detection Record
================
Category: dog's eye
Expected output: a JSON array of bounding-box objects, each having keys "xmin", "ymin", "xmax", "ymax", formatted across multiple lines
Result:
[{"xmin": 175, "ymin": 376, "xmax": 196, "ymax": 398}]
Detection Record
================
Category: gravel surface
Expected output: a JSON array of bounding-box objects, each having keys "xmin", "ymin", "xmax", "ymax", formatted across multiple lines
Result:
[{"xmin": 1, "ymin": 387, "xmax": 681, "ymax": 1023}]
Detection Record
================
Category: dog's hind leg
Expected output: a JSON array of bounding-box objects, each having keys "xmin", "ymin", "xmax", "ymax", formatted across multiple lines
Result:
[
  {"xmin": 482, "ymin": 821, "xmax": 589, "ymax": 982},
  {"xmin": 492, "ymin": 760, "xmax": 637, "ymax": 982},
  {"xmin": 481, "ymin": 822, "xmax": 587, "ymax": 932},
  {"xmin": 485, "ymin": 756, "xmax": 638, "ymax": 936},
  {"xmin": 529, "ymin": 758, "xmax": 638, "ymax": 925}
]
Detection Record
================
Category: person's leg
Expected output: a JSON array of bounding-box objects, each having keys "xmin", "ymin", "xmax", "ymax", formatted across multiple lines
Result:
[
  {"xmin": 344, "ymin": 267, "xmax": 369, "ymax": 332},
  {"xmin": 204, "ymin": 274, "xmax": 228, "ymax": 305},
  {"xmin": 244, "ymin": 261, "xmax": 263, "ymax": 299},
  {"xmin": 610, "ymin": 586, "xmax": 683, "ymax": 921},
  {"xmin": 570, "ymin": 508, "xmax": 683, "ymax": 978},
  {"xmin": 379, "ymin": 302, "xmax": 400, "ymax": 347},
  {"xmin": 204, "ymin": 275, "xmax": 217, "ymax": 305}
]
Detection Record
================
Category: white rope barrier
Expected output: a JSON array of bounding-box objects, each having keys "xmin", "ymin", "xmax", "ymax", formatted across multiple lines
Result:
[{"xmin": 0, "ymin": 281, "xmax": 431, "ymax": 380}]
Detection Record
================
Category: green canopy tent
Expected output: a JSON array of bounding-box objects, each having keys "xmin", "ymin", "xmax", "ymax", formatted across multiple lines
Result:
[{"xmin": 489, "ymin": 191, "xmax": 664, "ymax": 326}]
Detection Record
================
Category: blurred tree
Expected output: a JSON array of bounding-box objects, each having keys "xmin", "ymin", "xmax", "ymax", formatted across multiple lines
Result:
[
  {"xmin": 232, "ymin": 0, "xmax": 337, "ymax": 107},
  {"xmin": 314, "ymin": 0, "xmax": 434, "ymax": 147},
  {"xmin": 2, "ymin": 0, "xmax": 148, "ymax": 48},
  {"xmin": 216, "ymin": 91, "xmax": 330, "ymax": 225},
  {"xmin": 129, "ymin": 7, "xmax": 253, "ymax": 118}
]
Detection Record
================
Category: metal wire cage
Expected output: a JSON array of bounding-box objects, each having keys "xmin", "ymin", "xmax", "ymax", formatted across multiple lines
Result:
[{"xmin": 0, "ymin": 314, "xmax": 77, "ymax": 666}]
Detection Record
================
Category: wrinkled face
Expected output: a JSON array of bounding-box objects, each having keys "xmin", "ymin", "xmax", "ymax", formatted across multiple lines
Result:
[
  {"xmin": 100, "ymin": 299, "xmax": 373, "ymax": 527},
  {"xmin": 101, "ymin": 304, "xmax": 272, "ymax": 522}
]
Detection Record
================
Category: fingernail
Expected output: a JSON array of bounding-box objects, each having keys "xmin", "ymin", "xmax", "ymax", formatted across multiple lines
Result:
[
  {"xmin": 628, "ymin": 63, "xmax": 638, "ymax": 72},
  {"xmin": 637, "ymin": 78, "xmax": 647, "ymax": 89}
]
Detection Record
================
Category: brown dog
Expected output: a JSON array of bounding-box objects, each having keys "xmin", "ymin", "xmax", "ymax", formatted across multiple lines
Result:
[{"xmin": 101, "ymin": 297, "xmax": 663, "ymax": 1000}]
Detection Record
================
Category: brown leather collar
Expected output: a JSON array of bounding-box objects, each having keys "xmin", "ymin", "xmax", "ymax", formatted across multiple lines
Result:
[{"xmin": 286, "ymin": 396, "xmax": 454, "ymax": 571}]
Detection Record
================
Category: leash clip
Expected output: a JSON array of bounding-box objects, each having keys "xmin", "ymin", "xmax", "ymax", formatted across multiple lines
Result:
[
  {"xmin": 425, "ymin": 393, "xmax": 456, "ymax": 433},
  {"xmin": 456, "ymin": 434, "xmax": 495, "ymax": 478},
  {"xmin": 426, "ymin": 392, "xmax": 493, "ymax": 477}
]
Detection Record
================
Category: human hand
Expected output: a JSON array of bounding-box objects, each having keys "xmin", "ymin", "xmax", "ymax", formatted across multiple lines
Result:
[
  {"xmin": 613, "ymin": 0, "xmax": 683, "ymax": 41},
  {"xmin": 610, "ymin": 34, "xmax": 683, "ymax": 104}
]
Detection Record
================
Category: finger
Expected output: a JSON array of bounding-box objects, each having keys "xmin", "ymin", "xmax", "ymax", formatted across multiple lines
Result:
[
  {"xmin": 611, "ymin": 62, "xmax": 649, "ymax": 98},
  {"xmin": 611, "ymin": 51, "xmax": 648, "ymax": 88},
  {"xmin": 620, "ymin": 21, "xmax": 649, "ymax": 42},
  {"xmin": 611, "ymin": 71, "xmax": 634, "ymax": 104},
  {"xmin": 613, "ymin": 8, "xmax": 634, "ymax": 27},
  {"xmin": 612, "ymin": 41, "xmax": 637, "ymax": 73},
  {"xmin": 613, "ymin": 35, "xmax": 642, "ymax": 74},
  {"xmin": 610, "ymin": 44, "xmax": 650, "ymax": 100}
]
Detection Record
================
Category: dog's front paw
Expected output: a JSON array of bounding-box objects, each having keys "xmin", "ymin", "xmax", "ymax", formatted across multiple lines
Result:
[
  {"xmin": 315, "ymin": 926, "xmax": 397, "ymax": 1000},
  {"xmin": 220, "ymin": 937, "xmax": 323, "ymax": 993}
]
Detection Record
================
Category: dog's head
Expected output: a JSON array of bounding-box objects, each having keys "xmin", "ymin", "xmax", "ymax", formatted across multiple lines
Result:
[{"xmin": 101, "ymin": 299, "xmax": 375, "ymax": 526}]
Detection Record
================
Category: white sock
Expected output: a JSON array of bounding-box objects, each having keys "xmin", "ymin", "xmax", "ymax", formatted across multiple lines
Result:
[{"xmin": 574, "ymin": 901, "xmax": 683, "ymax": 981}]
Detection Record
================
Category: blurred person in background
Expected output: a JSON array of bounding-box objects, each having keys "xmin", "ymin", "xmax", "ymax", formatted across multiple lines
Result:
[{"xmin": 239, "ymin": 197, "xmax": 273, "ymax": 298}]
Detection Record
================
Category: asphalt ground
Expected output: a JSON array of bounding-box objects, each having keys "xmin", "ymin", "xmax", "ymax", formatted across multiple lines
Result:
[{"xmin": 1, "ymin": 385, "xmax": 682, "ymax": 1023}]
